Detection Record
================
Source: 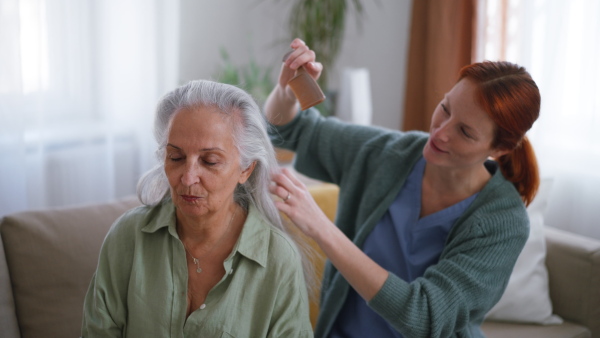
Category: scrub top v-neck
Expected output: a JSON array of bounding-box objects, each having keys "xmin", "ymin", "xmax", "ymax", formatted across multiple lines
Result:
[{"xmin": 330, "ymin": 157, "xmax": 478, "ymax": 338}]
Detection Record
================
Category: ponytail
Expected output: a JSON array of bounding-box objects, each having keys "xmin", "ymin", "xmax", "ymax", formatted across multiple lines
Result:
[{"xmin": 496, "ymin": 136, "xmax": 539, "ymax": 206}]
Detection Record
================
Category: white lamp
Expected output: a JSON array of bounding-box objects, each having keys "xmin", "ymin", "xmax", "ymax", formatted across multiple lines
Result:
[{"xmin": 335, "ymin": 68, "xmax": 373, "ymax": 125}]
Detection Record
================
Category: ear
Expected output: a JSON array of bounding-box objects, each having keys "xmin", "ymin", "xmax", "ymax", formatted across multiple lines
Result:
[
  {"xmin": 238, "ymin": 161, "xmax": 257, "ymax": 185},
  {"xmin": 490, "ymin": 147, "xmax": 510, "ymax": 159}
]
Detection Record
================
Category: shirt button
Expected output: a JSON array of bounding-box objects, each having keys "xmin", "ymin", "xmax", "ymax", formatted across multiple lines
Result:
[{"xmin": 200, "ymin": 304, "xmax": 206, "ymax": 310}]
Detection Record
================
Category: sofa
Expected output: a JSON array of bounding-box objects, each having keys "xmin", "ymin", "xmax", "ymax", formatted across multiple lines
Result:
[{"xmin": 1, "ymin": 183, "xmax": 599, "ymax": 338}]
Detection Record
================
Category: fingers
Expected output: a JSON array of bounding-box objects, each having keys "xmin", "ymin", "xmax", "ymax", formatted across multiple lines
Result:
[
  {"xmin": 305, "ymin": 62, "xmax": 323, "ymax": 80},
  {"xmin": 278, "ymin": 38, "xmax": 322, "ymax": 88},
  {"xmin": 272, "ymin": 167, "xmax": 305, "ymax": 194},
  {"xmin": 270, "ymin": 168, "xmax": 330, "ymax": 240},
  {"xmin": 270, "ymin": 168, "xmax": 311, "ymax": 213},
  {"xmin": 290, "ymin": 38, "xmax": 306, "ymax": 50},
  {"xmin": 269, "ymin": 182, "xmax": 292, "ymax": 202},
  {"xmin": 284, "ymin": 48, "xmax": 315, "ymax": 71},
  {"xmin": 278, "ymin": 63, "xmax": 296, "ymax": 88},
  {"xmin": 271, "ymin": 168, "xmax": 295, "ymax": 196},
  {"xmin": 282, "ymin": 39, "xmax": 316, "ymax": 70},
  {"xmin": 280, "ymin": 167, "xmax": 306, "ymax": 188}
]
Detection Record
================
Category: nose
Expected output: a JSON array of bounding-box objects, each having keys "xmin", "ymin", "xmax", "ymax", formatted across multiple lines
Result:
[
  {"xmin": 432, "ymin": 121, "xmax": 450, "ymax": 142},
  {"xmin": 180, "ymin": 161, "xmax": 200, "ymax": 186}
]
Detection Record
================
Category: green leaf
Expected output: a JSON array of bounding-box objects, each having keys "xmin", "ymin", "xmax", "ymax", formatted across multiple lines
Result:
[{"xmin": 213, "ymin": 47, "xmax": 274, "ymax": 106}]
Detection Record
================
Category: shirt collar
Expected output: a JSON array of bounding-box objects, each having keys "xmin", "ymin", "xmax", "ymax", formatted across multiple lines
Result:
[
  {"xmin": 231, "ymin": 204, "xmax": 270, "ymax": 268},
  {"xmin": 141, "ymin": 200, "xmax": 270, "ymax": 268},
  {"xmin": 140, "ymin": 198, "xmax": 177, "ymax": 234}
]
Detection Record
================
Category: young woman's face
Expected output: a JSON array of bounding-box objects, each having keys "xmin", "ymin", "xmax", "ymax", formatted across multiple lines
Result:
[
  {"xmin": 423, "ymin": 79, "xmax": 507, "ymax": 170},
  {"xmin": 164, "ymin": 106, "xmax": 253, "ymax": 220}
]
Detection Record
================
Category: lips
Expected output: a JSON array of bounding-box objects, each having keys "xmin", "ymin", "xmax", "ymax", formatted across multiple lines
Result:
[
  {"xmin": 429, "ymin": 139, "xmax": 448, "ymax": 153},
  {"xmin": 180, "ymin": 195, "xmax": 201, "ymax": 202}
]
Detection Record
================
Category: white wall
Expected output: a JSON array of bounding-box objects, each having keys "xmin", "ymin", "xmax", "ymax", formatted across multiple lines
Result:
[{"xmin": 178, "ymin": 0, "xmax": 412, "ymax": 129}]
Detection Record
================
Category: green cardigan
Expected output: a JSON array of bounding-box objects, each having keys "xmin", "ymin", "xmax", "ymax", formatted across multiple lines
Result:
[{"xmin": 270, "ymin": 109, "xmax": 529, "ymax": 338}]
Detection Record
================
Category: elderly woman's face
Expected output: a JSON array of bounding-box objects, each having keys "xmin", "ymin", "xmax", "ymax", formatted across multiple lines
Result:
[{"xmin": 164, "ymin": 106, "xmax": 253, "ymax": 219}]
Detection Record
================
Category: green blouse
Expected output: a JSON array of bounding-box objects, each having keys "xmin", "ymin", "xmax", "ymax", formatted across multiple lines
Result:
[{"xmin": 82, "ymin": 199, "xmax": 312, "ymax": 337}]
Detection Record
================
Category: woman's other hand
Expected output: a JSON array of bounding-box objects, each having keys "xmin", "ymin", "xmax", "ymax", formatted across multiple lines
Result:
[
  {"xmin": 271, "ymin": 167, "xmax": 389, "ymax": 301},
  {"xmin": 270, "ymin": 167, "xmax": 332, "ymax": 240}
]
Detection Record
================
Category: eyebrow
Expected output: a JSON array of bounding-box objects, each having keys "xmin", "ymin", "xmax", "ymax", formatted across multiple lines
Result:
[
  {"xmin": 166, "ymin": 143, "xmax": 225, "ymax": 152},
  {"xmin": 441, "ymin": 95, "xmax": 453, "ymax": 114},
  {"xmin": 442, "ymin": 96, "xmax": 479, "ymax": 137},
  {"xmin": 444, "ymin": 94, "xmax": 450, "ymax": 108}
]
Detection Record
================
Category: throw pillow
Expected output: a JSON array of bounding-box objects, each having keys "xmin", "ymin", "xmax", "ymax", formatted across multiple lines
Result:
[{"xmin": 485, "ymin": 178, "xmax": 563, "ymax": 324}]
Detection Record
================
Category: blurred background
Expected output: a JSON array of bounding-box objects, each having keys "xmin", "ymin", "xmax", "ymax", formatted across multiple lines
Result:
[{"xmin": 1, "ymin": 0, "xmax": 599, "ymax": 239}]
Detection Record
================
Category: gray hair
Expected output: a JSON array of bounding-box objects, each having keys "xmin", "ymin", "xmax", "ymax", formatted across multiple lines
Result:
[
  {"xmin": 137, "ymin": 79, "xmax": 280, "ymax": 228},
  {"xmin": 137, "ymin": 80, "xmax": 318, "ymax": 296}
]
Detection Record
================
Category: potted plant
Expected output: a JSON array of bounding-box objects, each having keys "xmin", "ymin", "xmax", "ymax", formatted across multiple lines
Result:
[
  {"xmin": 216, "ymin": 48, "xmax": 275, "ymax": 107},
  {"xmin": 287, "ymin": 0, "xmax": 365, "ymax": 91}
]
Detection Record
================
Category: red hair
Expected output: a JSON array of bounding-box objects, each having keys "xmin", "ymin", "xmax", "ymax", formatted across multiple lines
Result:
[{"xmin": 458, "ymin": 61, "xmax": 540, "ymax": 206}]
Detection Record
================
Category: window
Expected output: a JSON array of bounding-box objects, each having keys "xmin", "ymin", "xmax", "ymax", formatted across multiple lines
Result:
[
  {"xmin": 476, "ymin": 0, "xmax": 600, "ymax": 238},
  {"xmin": 0, "ymin": 0, "xmax": 179, "ymax": 216}
]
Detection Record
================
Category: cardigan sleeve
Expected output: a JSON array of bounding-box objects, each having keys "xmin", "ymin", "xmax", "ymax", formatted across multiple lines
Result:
[
  {"xmin": 368, "ymin": 205, "xmax": 529, "ymax": 338},
  {"xmin": 269, "ymin": 108, "xmax": 401, "ymax": 186}
]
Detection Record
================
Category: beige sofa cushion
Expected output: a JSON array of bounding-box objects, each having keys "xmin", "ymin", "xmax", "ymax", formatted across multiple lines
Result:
[
  {"xmin": 0, "ymin": 197, "xmax": 140, "ymax": 338},
  {"xmin": 0, "ymin": 233, "xmax": 20, "ymax": 338}
]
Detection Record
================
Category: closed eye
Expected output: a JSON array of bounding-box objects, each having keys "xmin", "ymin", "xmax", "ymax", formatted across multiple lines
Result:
[
  {"xmin": 461, "ymin": 127, "xmax": 473, "ymax": 139},
  {"xmin": 441, "ymin": 103, "xmax": 475, "ymax": 139},
  {"xmin": 202, "ymin": 155, "xmax": 221, "ymax": 166},
  {"xmin": 441, "ymin": 103, "xmax": 450, "ymax": 115}
]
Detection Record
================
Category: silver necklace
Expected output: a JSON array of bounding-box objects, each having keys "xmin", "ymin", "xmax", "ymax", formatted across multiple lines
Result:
[{"xmin": 183, "ymin": 209, "xmax": 237, "ymax": 273}]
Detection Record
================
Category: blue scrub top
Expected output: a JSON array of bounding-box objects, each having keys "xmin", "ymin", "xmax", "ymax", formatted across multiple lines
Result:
[{"xmin": 330, "ymin": 157, "xmax": 478, "ymax": 338}]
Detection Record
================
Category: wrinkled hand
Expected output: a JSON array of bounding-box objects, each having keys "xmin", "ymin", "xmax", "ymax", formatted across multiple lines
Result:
[
  {"xmin": 278, "ymin": 38, "xmax": 323, "ymax": 98},
  {"xmin": 270, "ymin": 167, "xmax": 332, "ymax": 240}
]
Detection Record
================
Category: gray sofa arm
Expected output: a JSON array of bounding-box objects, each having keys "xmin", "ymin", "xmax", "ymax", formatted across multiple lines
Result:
[{"xmin": 545, "ymin": 226, "xmax": 600, "ymax": 338}]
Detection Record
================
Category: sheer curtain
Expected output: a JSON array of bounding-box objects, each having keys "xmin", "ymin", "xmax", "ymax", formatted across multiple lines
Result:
[
  {"xmin": 475, "ymin": 0, "xmax": 600, "ymax": 239},
  {"xmin": 0, "ymin": 0, "xmax": 179, "ymax": 216}
]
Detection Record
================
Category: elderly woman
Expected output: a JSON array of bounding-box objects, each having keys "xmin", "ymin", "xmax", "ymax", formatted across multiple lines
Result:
[{"xmin": 82, "ymin": 80, "xmax": 313, "ymax": 337}]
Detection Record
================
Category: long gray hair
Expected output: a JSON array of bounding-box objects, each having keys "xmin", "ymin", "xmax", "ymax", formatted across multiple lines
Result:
[{"xmin": 137, "ymin": 80, "xmax": 318, "ymax": 296}]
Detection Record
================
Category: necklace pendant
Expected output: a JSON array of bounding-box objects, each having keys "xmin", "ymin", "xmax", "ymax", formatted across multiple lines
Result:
[{"xmin": 191, "ymin": 258, "xmax": 202, "ymax": 273}]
